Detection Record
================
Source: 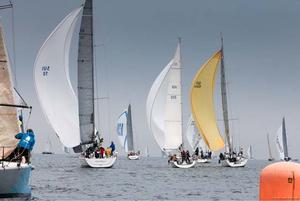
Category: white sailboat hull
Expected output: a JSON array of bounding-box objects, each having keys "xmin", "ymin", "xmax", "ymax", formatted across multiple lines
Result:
[
  {"xmin": 80, "ymin": 156, "xmax": 117, "ymax": 168},
  {"xmin": 128, "ymin": 155, "xmax": 139, "ymax": 160},
  {"xmin": 221, "ymin": 158, "xmax": 248, "ymax": 168},
  {"xmin": 172, "ymin": 161, "xmax": 196, "ymax": 169},
  {"xmin": 196, "ymin": 158, "xmax": 211, "ymax": 163},
  {"xmin": 0, "ymin": 162, "xmax": 32, "ymax": 198}
]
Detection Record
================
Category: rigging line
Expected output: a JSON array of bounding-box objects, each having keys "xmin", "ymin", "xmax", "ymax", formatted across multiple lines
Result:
[
  {"xmin": 25, "ymin": 107, "xmax": 32, "ymax": 131},
  {"xmin": 13, "ymin": 87, "xmax": 27, "ymax": 106}
]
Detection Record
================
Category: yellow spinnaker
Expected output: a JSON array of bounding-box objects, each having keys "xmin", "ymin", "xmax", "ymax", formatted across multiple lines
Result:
[{"xmin": 190, "ymin": 50, "xmax": 225, "ymax": 151}]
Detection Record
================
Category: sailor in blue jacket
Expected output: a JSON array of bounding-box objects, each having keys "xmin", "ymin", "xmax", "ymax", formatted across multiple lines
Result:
[{"xmin": 15, "ymin": 129, "xmax": 35, "ymax": 163}]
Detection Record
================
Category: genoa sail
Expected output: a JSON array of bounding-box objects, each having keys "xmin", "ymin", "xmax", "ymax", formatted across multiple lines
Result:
[
  {"xmin": 0, "ymin": 25, "xmax": 19, "ymax": 159},
  {"xmin": 116, "ymin": 104, "xmax": 134, "ymax": 152},
  {"xmin": 190, "ymin": 50, "xmax": 225, "ymax": 152},
  {"xmin": 146, "ymin": 41, "xmax": 182, "ymax": 152},
  {"xmin": 34, "ymin": 7, "xmax": 82, "ymax": 148}
]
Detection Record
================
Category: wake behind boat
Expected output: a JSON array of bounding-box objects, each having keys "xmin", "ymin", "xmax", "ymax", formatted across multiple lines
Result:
[{"xmin": 34, "ymin": 0, "xmax": 117, "ymax": 168}]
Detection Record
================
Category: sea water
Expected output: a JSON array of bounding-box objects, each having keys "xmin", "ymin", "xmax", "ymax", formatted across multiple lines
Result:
[{"xmin": 30, "ymin": 154, "xmax": 268, "ymax": 200}]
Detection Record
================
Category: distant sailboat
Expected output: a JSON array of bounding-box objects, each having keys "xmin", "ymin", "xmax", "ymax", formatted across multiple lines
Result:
[
  {"xmin": 186, "ymin": 116, "xmax": 212, "ymax": 163},
  {"xmin": 267, "ymin": 133, "xmax": 274, "ymax": 161},
  {"xmin": 42, "ymin": 137, "xmax": 54, "ymax": 154},
  {"xmin": 34, "ymin": 0, "xmax": 116, "ymax": 168},
  {"xmin": 190, "ymin": 36, "xmax": 247, "ymax": 168},
  {"xmin": 116, "ymin": 104, "xmax": 140, "ymax": 160},
  {"xmin": 0, "ymin": 20, "xmax": 33, "ymax": 197},
  {"xmin": 146, "ymin": 39, "xmax": 195, "ymax": 168},
  {"xmin": 145, "ymin": 145, "xmax": 150, "ymax": 157},
  {"xmin": 275, "ymin": 118, "xmax": 291, "ymax": 161},
  {"xmin": 247, "ymin": 145, "xmax": 253, "ymax": 160}
]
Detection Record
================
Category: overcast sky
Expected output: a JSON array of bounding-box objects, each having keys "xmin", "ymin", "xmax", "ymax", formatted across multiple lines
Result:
[{"xmin": 1, "ymin": 0, "xmax": 300, "ymax": 159}]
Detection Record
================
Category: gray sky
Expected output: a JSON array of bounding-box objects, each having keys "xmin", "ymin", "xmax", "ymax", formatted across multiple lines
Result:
[{"xmin": 1, "ymin": 0, "xmax": 300, "ymax": 159}]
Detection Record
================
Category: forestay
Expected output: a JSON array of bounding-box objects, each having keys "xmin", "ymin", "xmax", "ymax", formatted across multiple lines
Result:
[
  {"xmin": 190, "ymin": 50, "xmax": 225, "ymax": 152},
  {"xmin": 146, "ymin": 42, "xmax": 182, "ymax": 152},
  {"xmin": 34, "ymin": 7, "xmax": 82, "ymax": 148},
  {"xmin": 0, "ymin": 25, "xmax": 19, "ymax": 159}
]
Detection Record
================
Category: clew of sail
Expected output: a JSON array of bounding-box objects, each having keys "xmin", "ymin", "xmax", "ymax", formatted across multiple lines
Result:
[
  {"xmin": 190, "ymin": 50, "xmax": 225, "ymax": 152},
  {"xmin": 0, "ymin": 25, "xmax": 19, "ymax": 159},
  {"xmin": 146, "ymin": 42, "xmax": 182, "ymax": 152},
  {"xmin": 34, "ymin": 7, "xmax": 83, "ymax": 148}
]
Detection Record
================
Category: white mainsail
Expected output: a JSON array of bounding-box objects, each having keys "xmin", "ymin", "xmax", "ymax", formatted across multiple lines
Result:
[
  {"xmin": 146, "ymin": 41, "xmax": 182, "ymax": 152},
  {"xmin": 34, "ymin": 7, "xmax": 82, "ymax": 148},
  {"xmin": 247, "ymin": 145, "xmax": 253, "ymax": 159},
  {"xmin": 275, "ymin": 118, "xmax": 289, "ymax": 160},
  {"xmin": 275, "ymin": 125, "xmax": 284, "ymax": 160},
  {"xmin": 116, "ymin": 104, "xmax": 134, "ymax": 152}
]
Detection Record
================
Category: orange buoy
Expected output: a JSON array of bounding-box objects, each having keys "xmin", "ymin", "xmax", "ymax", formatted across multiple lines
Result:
[{"xmin": 260, "ymin": 161, "xmax": 300, "ymax": 200}]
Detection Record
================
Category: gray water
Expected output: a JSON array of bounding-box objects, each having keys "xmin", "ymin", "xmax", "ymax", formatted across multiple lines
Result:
[{"xmin": 31, "ymin": 154, "xmax": 268, "ymax": 200}]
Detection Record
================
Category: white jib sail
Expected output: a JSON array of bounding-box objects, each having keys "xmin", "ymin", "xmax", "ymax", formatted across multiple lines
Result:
[
  {"xmin": 34, "ymin": 7, "xmax": 83, "ymax": 148},
  {"xmin": 186, "ymin": 115, "xmax": 201, "ymax": 151},
  {"xmin": 275, "ymin": 125, "xmax": 284, "ymax": 160},
  {"xmin": 116, "ymin": 109, "xmax": 129, "ymax": 152},
  {"xmin": 146, "ymin": 42, "xmax": 182, "ymax": 151}
]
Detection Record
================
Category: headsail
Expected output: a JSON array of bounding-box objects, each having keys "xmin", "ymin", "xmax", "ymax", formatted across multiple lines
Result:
[
  {"xmin": 0, "ymin": 25, "xmax": 19, "ymax": 159},
  {"xmin": 190, "ymin": 50, "xmax": 225, "ymax": 151},
  {"xmin": 116, "ymin": 104, "xmax": 134, "ymax": 152},
  {"xmin": 34, "ymin": 7, "xmax": 83, "ymax": 148},
  {"xmin": 186, "ymin": 115, "xmax": 201, "ymax": 151},
  {"xmin": 78, "ymin": 0, "xmax": 95, "ymax": 144},
  {"xmin": 146, "ymin": 41, "xmax": 182, "ymax": 152}
]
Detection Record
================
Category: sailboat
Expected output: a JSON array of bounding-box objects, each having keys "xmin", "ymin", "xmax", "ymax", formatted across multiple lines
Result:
[
  {"xmin": 275, "ymin": 118, "xmax": 291, "ymax": 161},
  {"xmin": 146, "ymin": 39, "xmax": 195, "ymax": 168},
  {"xmin": 190, "ymin": 37, "xmax": 247, "ymax": 168},
  {"xmin": 266, "ymin": 133, "xmax": 274, "ymax": 161},
  {"xmin": 0, "ymin": 22, "xmax": 33, "ymax": 197},
  {"xmin": 247, "ymin": 145, "xmax": 253, "ymax": 160},
  {"xmin": 186, "ymin": 116, "xmax": 212, "ymax": 163},
  {"xmin": 116, "ymin": 104, "xmax": 140, "ymax": 160},
  {"xmin": 42, "ymin": 137, "xmax": 54, "ymax": 154},
  {"xmin": 145, "ymin": 145, "xmax": 150, "ymax": 157},
  {"xmin": 34, "ymin": 0, "xmax": 116, "ymax": 168}
]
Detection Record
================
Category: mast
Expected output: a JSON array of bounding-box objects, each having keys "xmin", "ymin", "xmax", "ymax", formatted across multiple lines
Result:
[
  {"xmin": 178, "ymin": 37, "xmax": 183, "ymax": 147},
  {"xmin": 78, "ymin": 0, "xmax": 95, "ymax": 145},
  {"xmin": 220, "ymin": 35, "xmax": 232, "ymax": 153},
  {"xmin": 282, "ymin": 117, "xmax": 289, "ymax": 160},
  {"xmin": 267, "ymin": 133, "xmax": 273, "ymax": 159},
  {"xmin": 127, "ymin": 104, "xmax": 134, "ymax": 151}
]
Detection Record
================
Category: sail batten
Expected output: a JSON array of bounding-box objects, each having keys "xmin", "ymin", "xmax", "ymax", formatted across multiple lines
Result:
[{"xmin": 190, "ymin": 50, "xmax": 225, "ymax": 152}]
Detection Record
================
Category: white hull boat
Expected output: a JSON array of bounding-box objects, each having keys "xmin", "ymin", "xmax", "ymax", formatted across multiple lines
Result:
[
  {"xmin": 0, "ymin": 162, "xmax": 32, "ymax": 198},
  {"xmin": 172, "ymin": 161, "xmax": 196, "ymax": 169},
  {"xmin": 80, "ymin": 156, "xmax": 117, "ymax": 168},
  {"xmin": 221, "ymin": 158, "xmax": 248, "ymax": 168},
  {"xmin": 196, "ymin": 158, "xmax": 211, "ymax": 163},
  {"xmin": 128, "ymin": 155, "xmax": 139, "ymax": 160}
]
